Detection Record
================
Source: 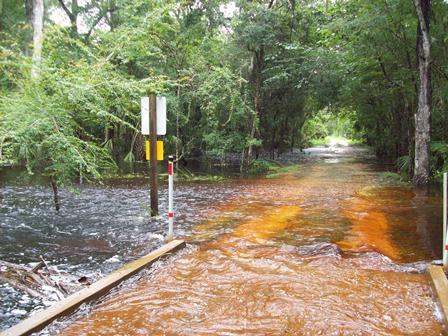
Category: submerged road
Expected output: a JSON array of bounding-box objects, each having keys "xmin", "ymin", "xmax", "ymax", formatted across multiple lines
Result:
[{"xmin": 60, "ymin": 146, "xmax": 444, "ymax": 335}]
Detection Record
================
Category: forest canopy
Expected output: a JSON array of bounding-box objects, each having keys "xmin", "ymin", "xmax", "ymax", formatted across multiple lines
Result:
[{"xmin": 1, "ymin": 0, "xmax": 447, "ymax": 188}]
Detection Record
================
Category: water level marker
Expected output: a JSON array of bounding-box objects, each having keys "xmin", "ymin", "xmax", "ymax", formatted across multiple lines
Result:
[{"xmin": 167, "ymin": 155, "xmax": 174, "ymax": 241}]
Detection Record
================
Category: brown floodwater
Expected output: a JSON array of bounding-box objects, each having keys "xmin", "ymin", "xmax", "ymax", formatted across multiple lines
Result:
[{"xmin": 60, "ymin": 151, "xmax": 444, "ymax": 335}]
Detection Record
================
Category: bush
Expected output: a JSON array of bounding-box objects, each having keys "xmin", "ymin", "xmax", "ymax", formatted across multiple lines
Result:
[
  {"xmin": 248, "ymin": 159, "xmax": 273, "ymax": 175},
  {"xmin": 396, "ymin": 155, "xmax": 411, "ymax": 178},
  {"xmin": 431, "ymin": 142, "xmax": 448, "ymax": 178}
]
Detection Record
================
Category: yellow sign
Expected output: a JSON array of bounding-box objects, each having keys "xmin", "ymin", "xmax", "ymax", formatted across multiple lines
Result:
[{"xmin": 145, "ymin": 140, "xmax": 164, "ymax": 161}]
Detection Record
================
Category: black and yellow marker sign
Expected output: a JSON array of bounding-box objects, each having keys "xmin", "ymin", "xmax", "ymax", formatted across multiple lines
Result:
[{"xmin": 145, "ymin": 140, "xmax": 164, "ymax": 161}]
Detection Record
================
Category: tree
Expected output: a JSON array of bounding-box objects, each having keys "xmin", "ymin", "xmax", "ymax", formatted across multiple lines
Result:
[
  {"xmin": 56, "ymin": 0, "xmax": 112, "ymax": 41},
  {"xmin": 413, "ymin": 0, "xmax": 432, "ymax": 185},
  {"xmin": 27, "ymin": 0, "xmax": 44, "ymax": 78},
  {"xmin": 2, "ymin": 0, "xmax": 448, "ymax": 190},
  {"xmin": 57, "ymin": 0, "xmax": 79, "ymax": 37}
]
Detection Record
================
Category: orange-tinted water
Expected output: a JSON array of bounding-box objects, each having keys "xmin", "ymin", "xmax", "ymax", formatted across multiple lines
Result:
[{"xmin": 61, "ymin": 154, "xmax": 444, "ymax": 335}]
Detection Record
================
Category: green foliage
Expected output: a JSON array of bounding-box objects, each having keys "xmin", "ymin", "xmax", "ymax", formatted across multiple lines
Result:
[
  {"xmin": 0, "ymin": 25, "xmax": 161, "ymax": 185},
  {"xmin": 175, "ymin": 172, "xmax": 226, "ymax": 182},
  {"xmin": 248, "ymin": 159, "xmax": 273, "ymax": 175},
  {"xmin": 397, "ymin": 155, "xmax": 411, "ymax": 176},
  {"xmin": 302, "ymin": 110, "xmax": 331, "ymax": 142},
  {"xmin": 266, "ymin": 164, "xmax": 299, "ymax": 179},
  {"xmin": 378, "ymin": 171, "xmax": 408, "ymax": 186},
  {"xmin": 431, "ymin": 142, "xmax": 448, "ymax": 178},
  {"xmin": 193, "ymin": 65, "xmax": 253, "ymax": 157},
  {"xmin": 2, "ymin": 0, "xmax": 448, "ymax": 184},
  {"xmin": 247, "ymin": 159, "xmax": 298, "ymax": 178},
  {"xmin": 1, "ymin": 72, "xmax": 118, "ymax": 184},
  {"xmin": 302, "ymin": 108, "xmax": 362, "ymax": 146}
]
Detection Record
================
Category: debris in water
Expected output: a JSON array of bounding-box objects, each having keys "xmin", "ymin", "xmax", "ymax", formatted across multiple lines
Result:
[
  {"xmin": 11, "ymin": 309, "xmax": 27, "ymax": 315},
  {"xmin": 77, "ymin": 276, "xmax": 92, "ymax": 285},
  {"xmin": 105, "ymin": 255, "xmax": 120, "ymax": 263},
  {"xmin": 148, "ymin": 233, "xmax": 164, "ymax": 241}
]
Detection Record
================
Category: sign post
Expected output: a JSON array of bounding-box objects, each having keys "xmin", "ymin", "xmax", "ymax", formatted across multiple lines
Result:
[
  {"xmin": 149, "ymin": 95, "xmax": 158, "ymax": 216},
  {"xmin": 141, "ymin": 95, "xmax": 167, "ymax": 217}
]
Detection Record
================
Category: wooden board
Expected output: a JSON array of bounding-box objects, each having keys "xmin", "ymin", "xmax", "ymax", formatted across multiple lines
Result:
[
  {"xmin": 427, "ymin": 265, "xmax": 448, "ymax": 334},
  {"xmin": 0, "ymin": 239, "xmax": 186, "ymax": 336}
]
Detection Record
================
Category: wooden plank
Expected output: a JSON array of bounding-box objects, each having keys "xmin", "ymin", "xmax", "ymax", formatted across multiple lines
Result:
[
  {"xmin": 0, "ymin": 239, "xmax": 185, "ymax": 336},
  {"xmin": 427, "ymin": 265, "xmax": 448, "ymax": 334}
]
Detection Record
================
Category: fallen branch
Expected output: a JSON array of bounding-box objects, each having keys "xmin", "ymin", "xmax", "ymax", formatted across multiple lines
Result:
[
  {"xmin": 0, "ymin": 259, "xmax": 82, "ymax": 301},
  {"xmin": 31, "ymin": 256, "xmax": 48, "ymax": 274}
]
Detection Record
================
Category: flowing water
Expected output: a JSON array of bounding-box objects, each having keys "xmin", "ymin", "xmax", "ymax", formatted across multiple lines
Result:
[
  {"xmin": 53, "ymin": 147, "xmax": 444, "ymax": 335},
  {"xmin": 0, "ymin": 170, "xmax": 237, "ymax": 329}
]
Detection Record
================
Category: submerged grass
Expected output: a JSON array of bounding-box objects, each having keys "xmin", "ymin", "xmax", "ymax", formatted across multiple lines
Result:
[
  {"xmin": 175, "ymin": 173, "xmax": 227, "ymax": 182},
  {"xmin": 377, "ymin": 171, "xmax": 409, "ymax": 186},
  {"xmin": 248, "ymin": 159, "xmax": 299, "ymax": 178},
  {"xmin": 102, "ymin": 159, "xmax": 298, "ymax": 183},
  {"xmin": 266, "ymin": 164, "xmax": 300, "ymax": 178},
  {"xmin": 102, "ymin": 167, "xmax": 228, "ymax": 183}
]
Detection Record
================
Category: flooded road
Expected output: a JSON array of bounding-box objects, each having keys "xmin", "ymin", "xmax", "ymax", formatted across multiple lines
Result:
[
  {"xmin": 58, "ymin": 147, "xmax": 444, "ymax": 335},
  {"xmin": 0, "ymin": 172, "xmax": 238, "ymax": 329}
]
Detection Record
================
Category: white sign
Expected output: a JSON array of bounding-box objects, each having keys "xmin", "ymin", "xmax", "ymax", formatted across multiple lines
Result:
[
  {"xmin": 156, "ymin": 96, "xmax": 166, "ymax": 135},
  {"xmin": 141, "ymin": 96, "xmax": 167, "ymax": 135},
  {"xmin": 141, "ymin": 97, "xmax": 150, "ymax": 135}
]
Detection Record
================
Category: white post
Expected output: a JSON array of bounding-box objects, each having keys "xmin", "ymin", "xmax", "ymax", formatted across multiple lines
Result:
[
  {"xmin": 167, "ymin": 156, "xmax": 174, "ymax": 241},
  {"xmin": 443, "ymin": 172, "xmax": 447, "ymax": 266}
]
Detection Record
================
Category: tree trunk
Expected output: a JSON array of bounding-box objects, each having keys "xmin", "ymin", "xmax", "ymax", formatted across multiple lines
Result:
[
  {"xmin": 29, "ymin": 0, "xmax": 44, "ymax": 79},
  {"xmin": 245, "ymin": 112, "xmax": 257, "ymax": 169},
  {"xmin": 245, "ymin": 48, "xmax": 264, "ymax": 170},
  {"xmin": 50, "ymin": 177, "xmax": 60, "ymax": 211},
  {"xmin": 135, "ymin": 133, "xmax": 145, "ymax": 161},
  {"xmin": 413, "ymin": 0, "xmax": 432, "ymax": 185},
  {"xmin": 108, "ymin": 0, "xmax": 119, "ymax": 30},
  {"xmin": 57, "ymin": 0, "xmax": 78, "ymax": 37},
  {"xmin": 240, "ymin": 147, "xmax": 246, "ymax": 173},
  {"xmin": 176, "ymin": 85, "xmax": 181, "ymax": 170},
  {"xmin": 0, "ymin": 0, "xmax": 3, "ymax": 31},
  {"xmin": 70, "ymin": 0, "xmax": 78, "ymax": 37}
]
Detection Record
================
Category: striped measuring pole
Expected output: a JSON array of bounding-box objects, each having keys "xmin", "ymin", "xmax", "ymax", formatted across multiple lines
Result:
[
  {"xmin": 443, "ymin": 173, "xmax": 447, "ymax": 266},
  {"xmin": 167, "ymin": 155, "xmax": 174, "ymax": 241}
]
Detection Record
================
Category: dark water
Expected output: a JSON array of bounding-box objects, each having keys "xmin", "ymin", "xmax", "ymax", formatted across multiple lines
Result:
[
  {"xmin": 0, "ymin": 169, "xmax": 238, "ymax": 329},
  {"xmin": 0, "ymin": 146, "xmax": 445, "ymax": 334}
]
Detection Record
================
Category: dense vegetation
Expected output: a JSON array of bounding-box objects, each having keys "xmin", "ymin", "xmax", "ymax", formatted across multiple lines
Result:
[{"xmin": 1, "ymin": 0, "xmax": 447, "ymax": 196}]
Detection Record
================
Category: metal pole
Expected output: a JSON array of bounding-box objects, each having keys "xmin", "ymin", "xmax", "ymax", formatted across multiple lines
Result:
[
  {"xmin": 443, "ymin": 172, "xmax": 447, "ymax": 266},
  {"xmin": 167, "ymin": 155, "xmax": 174, "ymax": 241},
  {"xmin": 149, "ymin": 95, "xmax": 158, "ymax": 216}
]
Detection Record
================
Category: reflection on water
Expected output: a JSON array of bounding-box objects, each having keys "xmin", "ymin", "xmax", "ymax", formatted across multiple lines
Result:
[{"xmin": 60, "ymin": 151, "xmax": 444, "ymax": 335}]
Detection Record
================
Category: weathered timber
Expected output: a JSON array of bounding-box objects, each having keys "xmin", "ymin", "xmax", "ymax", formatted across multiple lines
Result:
[
  {"xmin": 427, "ymin": 265, "xmax": 448, "ymax": 334},
  {"xmin": 0, "ymin": 260, "xmax": 74, "ymax": 299}
]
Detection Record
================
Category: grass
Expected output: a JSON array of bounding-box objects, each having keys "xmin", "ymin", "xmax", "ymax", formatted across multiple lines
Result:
[
  {"xmin": 174, "ymin": 166, "xmax": 227, "ymax": 182},
  {"xmin": 265, "ymin": 164, "xmax": 300, "ymax": 178},
  {"xmin": 103, "ymin": 161, "xmax": 229, "ymax": 182},
  {"xmin": 247, "ymin": 159, "xmax": 300, "ymax": 178},
  {"xmin": 174, "ymin": 173, "xmax": 226, "ymax": 182},
  {"xmin": 0, "ymin": 159, "xmax": 14, "ymax": 167},
  {"xmin": 378, "ymin": 171, "xmax": 409, "ymax": 185}
]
